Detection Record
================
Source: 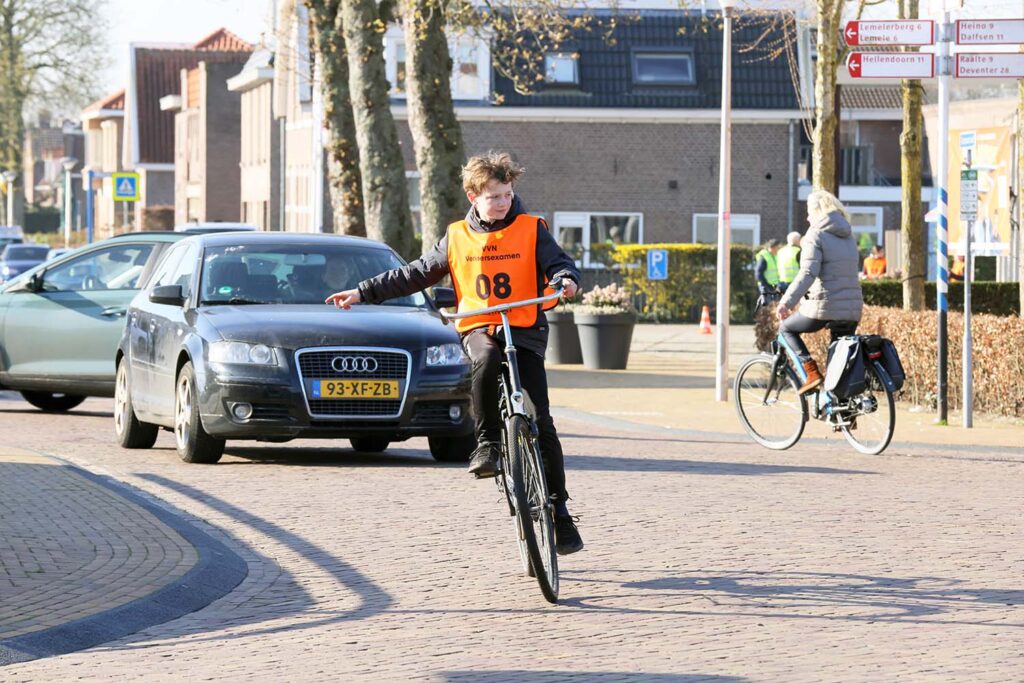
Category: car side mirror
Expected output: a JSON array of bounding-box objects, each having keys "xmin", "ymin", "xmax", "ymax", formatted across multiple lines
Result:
[
  {"xmin": 150, "ymin": 284, "xmax": 185, "ymax": 306},
  {"xmin": 432, "ymin": 287, "xmax": 457, "ymax": 309},
  {"xmin": 27, "ymin": 271, "xmax": 44, "ymax": 292}
]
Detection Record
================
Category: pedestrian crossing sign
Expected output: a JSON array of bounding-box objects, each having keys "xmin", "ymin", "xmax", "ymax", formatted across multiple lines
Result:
[{"xmin": 112, "ymin": 172, "xmax": 140, "ymax": 202}]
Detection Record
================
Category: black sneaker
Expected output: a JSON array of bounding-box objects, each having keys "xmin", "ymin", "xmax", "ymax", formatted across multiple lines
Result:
[
  {"xmin": 467, "ymin": 442, "xmax": 500, "ymax": 479},
  {"xmin": 554, "ymin": 515, "xmax": 584, "ymax": 555}
]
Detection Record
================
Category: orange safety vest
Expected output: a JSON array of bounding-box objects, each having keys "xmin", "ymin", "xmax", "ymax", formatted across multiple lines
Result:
[
  {"xmin": 447, "ymin": 215, "xmax": 556, "ymax": 334},
  {"xmin": 864, "ymin": 255, "xmax": 887, "ymax": 277}
]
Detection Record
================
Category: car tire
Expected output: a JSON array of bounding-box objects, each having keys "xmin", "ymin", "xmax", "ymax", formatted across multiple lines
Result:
[
  {"xmin": 350, "ymin": 437, "xmax": 390, "ymax": 453},
  {"xmin": 20, "ymin": 390, "xmax": 86, "ymax": 413},
  {"xmin": 174, "ymin": 361, "xmax": 224, "ymax": 464},
  {"xmin": 428, "ymin": 434, "xmax": 476, "ymax": 462},
  {"xmin": 114, "ymin": 360, "xmax": 158, "ymax": 449}
]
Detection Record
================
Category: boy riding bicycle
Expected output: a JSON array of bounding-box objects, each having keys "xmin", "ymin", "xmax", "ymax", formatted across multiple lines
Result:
[{"xmin": 325, "ymin": 151, "xmax": 584, "ymax": 555}]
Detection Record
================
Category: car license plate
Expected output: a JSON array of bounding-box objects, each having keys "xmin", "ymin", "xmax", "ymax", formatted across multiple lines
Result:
[{"xmin": 310, "ymin": 379, "xmax": 399, "ymax": 400}]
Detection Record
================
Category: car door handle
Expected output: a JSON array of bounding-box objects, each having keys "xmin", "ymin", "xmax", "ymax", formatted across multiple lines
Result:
[{"xmin": 101, "ymin": 307, "xmax": 127, "ymax": 317}]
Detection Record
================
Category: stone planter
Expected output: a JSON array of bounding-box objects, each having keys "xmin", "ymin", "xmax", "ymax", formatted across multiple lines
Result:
[
  {"xmin": 545, "ymin": 309, "xmax": 582, "ymax": 364},
  {"xmin": 575, "ymin": 310, "xmax": 637, "ymax": 370}
]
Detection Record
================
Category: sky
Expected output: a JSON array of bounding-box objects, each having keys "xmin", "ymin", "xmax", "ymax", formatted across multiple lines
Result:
[{"xmin": 99, "ymin": 0, "xmax": 273, "ymax": 94}]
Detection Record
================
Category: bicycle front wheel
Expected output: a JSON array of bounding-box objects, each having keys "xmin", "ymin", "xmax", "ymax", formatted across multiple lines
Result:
[
  {"xmin": 507, "ymin": 414, "xmax": 558, "ymax": 603},
  {"xmin": 734, "ymin": 355, "xmax": 807, "ymax": 450},
  {"xmin": 841, "ymin": 363, "xmax": 895, "ymax": 455}
]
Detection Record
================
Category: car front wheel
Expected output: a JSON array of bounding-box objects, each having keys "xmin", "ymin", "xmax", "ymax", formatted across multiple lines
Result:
[
  {"xmin": 20, "ymin": 391, "xmax": 86, "ymax": 413},
  {"xmin": 114, "ymin": 361, "xmax": 158, "ymax": 449},
  {"xmin": 175, "ymin": 361, "xmax": 224, "ymax": 464},
  {"xmin": 428, "ymin": 434, "xmax": 476, "ymax": 462}
]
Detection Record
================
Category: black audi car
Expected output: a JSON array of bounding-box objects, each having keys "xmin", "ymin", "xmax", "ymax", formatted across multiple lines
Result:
[{"xmin": 115, "ymin": 232, "xmax": 474, "ymax": 464}]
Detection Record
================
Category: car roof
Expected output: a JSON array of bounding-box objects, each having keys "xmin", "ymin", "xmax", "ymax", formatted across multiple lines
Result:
[{"xmin": 193, "ymin": 231, "xmax": 394, "ymax": 250}]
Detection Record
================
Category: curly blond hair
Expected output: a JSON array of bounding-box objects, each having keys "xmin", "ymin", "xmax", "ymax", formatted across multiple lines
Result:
[{"xmin": 461, "ymin": 151, "xmax": 525, "ymax": 195}]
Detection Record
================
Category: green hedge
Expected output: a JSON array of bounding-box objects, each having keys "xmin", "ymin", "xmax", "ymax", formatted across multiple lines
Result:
[
  {"xmin": 861, "ymin": 280, "xmax": 1020, "ymax": 317},
  {"xmin": 610, "ymin": 243, "xmax": 757, "ymax": 323}
]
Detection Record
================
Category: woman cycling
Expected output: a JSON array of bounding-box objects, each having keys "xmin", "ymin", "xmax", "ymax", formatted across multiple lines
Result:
[{"xmin": 776, "ymin": 190, "xmax": 864, "ymax": 395}]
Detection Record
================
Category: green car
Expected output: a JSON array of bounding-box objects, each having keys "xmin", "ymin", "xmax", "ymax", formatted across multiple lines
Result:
[{"xmin": 0, "ymin": 232, "xmax": 191, "ymax": 411}]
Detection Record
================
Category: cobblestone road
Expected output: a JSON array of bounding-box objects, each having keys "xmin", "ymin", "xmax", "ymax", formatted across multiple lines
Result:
[{"xmin": 2, "ymin": 391, "xmax": 1022, "ymax": 682}]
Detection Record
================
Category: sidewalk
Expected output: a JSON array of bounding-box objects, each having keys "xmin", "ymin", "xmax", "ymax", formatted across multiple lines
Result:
[
  {"xmin": 547, "ymin": 323, "xmax": 1024, "ymax": 451},
  {"xmin": 0, "ymin": 447, "xmax": 245, "ymax": 665}
]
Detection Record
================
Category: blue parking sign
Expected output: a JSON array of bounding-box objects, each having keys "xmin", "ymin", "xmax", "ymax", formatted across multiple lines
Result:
[{"xmin": 647, "ymin": 249, "xmax": 668, "ymax": 280}]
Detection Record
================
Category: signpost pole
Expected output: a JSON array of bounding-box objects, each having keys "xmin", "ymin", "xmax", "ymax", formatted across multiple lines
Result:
[
  {"xmin": 85, "ymin": 170, "xmax": 94, "ymax": 244},
  {"xmin": 936, "ymin": 11, "xmax": 950, "ymax": 424},
  {"xmin": 715, "ymin": 0, "xmax": 734, "ymax": 402},
  {"xmin": 963, "ymin": 177, "xmax": 973, "ymax": 428}
]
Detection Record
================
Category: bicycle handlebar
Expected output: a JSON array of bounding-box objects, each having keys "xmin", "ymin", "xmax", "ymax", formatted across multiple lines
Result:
[{"xmin": 439, "ymin": 281, "xmax": 566, "ymax": 321}]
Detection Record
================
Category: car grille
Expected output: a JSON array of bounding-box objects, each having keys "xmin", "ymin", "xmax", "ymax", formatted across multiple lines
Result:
[
  {"xmin": 297, "ymin": 348, "xmax": 410, "ymax": 419},
  {"xmin": 251, "ymin": 404, "xmax": 291, "ymax": 421}
]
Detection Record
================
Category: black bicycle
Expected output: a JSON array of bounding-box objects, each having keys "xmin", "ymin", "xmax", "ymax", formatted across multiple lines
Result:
[
  {"xmin": 735, "ymin": 295, "xmax": 896, "ymax": 455},
  {"xmin": 439, "ymin": 283, "xmax": 565, "ymax": 603}
]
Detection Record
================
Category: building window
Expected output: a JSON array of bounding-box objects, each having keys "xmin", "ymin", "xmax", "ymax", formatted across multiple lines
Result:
[
  {"xmin": 692, "ymin": 214, "xmax": 761, "ymax": 247},
  {"xmin": 552, "ymin": 212, "xmax": 643, "ymax": 269},
  {"xmin": 632, "ymin": 51, "xmax": 695, "ymax": 86},
  {"xmin": 847, "ymin": 206, "xmax": 884, "ymax": 251},
  {"xmin": 544, "ymin": 53, "xmax": 579, "ymax": 85},
  {"xmin": 386, "ymin": 29, "xmax": 489, "ymax": 100}
]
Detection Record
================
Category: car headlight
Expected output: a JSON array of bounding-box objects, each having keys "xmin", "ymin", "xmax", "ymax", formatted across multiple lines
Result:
[
  {"xmin": 426, "ymin": 343, "xmax": 468, "ymax": 366},
  {"xmin": 208, "ymin": 341, "xmax": 281, "ymax": 366},
  {"xmin": 0, "ymin": 266, "xmax": 11, "ymax": 276}
]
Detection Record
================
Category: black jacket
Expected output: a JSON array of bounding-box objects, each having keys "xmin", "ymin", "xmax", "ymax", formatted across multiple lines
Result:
[{"xmin": 357, "ymin": 197, "xmax": 580, "ymax": 356}]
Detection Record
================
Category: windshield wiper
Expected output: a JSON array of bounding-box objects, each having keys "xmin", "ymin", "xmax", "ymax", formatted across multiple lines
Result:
[{"xmin": 200, "ymin": 298, "xmax": 268, "ymax": 306}]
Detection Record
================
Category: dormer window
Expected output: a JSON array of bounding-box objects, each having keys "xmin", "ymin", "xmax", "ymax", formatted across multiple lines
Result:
[
  {"xmin": 632, "ymin": 51, "xmax": 695, "ymax": 86},
  {"xmin": 544, "ymin": 52, "xmax": 579, "ymax": 85}
]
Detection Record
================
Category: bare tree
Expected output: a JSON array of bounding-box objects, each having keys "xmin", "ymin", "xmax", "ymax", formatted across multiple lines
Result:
[
  {"xmin": 0, "ymin": 0, "xmax": 107, "ymax": 177},
  {"xmin": 305, "ymin": 0, "xmax": 366, "ymax": 236},
  {"xmin": 341, "ymin": 0, "xmax": 416, "ymax": 258},
  {"xmin": 898, "ymin": 0, "xmax": 925, "ymax": 310},
  {"xmin": 400, "ymin": 0, "xmax": 464, "ymax": 250},
  {"xmin": 810, "ymin": 0, "xmax": 844, "ymax": 193}
]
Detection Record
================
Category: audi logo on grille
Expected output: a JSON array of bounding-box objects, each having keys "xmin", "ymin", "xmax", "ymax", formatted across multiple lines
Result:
[{"xmin": 331, "ymin": 356, "xmax": 379, "ymax": 373}]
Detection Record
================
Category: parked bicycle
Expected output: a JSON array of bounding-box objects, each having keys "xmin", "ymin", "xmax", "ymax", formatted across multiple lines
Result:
[
  {"xmin": 735, "ymin": 294, "xmax": 897, "ymax": 455},
  {"xmin": 439, "ymin": 281, "xmax": 565, "ymax": 603}
]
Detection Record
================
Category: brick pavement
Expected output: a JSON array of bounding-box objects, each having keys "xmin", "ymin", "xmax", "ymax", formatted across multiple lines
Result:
[{"xmin": 1, "ymin": 392, "xmax": 1022, "ymax": 681}]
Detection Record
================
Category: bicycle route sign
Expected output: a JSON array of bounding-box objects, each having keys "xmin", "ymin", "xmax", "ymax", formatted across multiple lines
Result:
[
  {"xmin": 844, "ymin": 20, "xmax": 934, "ymax": 46},
  {"xmin": 846, "ymin": 52, "xmax": 934, "ymax": 79},
  {"xmin": 960, "ymin": 169, "xmax": 978, "ymax": 224}
]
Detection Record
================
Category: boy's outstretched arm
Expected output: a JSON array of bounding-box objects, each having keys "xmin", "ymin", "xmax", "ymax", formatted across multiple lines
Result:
[
  {"xmin": 326, "ymin": 238, "xmax": 451, "ymax": 309},
  {"xmin": 536, "ymin": 221, "xmax": 581, "ymax": 298}
]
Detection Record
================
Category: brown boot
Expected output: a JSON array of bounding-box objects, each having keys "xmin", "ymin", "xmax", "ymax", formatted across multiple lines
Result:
[{"xmin": 798, "ymin": 359, "xmax": 824, "ymax": 395}]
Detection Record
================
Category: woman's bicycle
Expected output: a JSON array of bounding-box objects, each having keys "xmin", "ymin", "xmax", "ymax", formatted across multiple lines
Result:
[
  {"xmin": 734, "ymin": 295, "xmax": 897, "ymax": 455},
  {"xmin": 438, "ymin": 282, "xmax": 565, "ymax": 604}
]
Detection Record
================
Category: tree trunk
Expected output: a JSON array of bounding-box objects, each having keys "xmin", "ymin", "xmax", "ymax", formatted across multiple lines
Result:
[
  {"xmin": 898, "ymin": 0, "xmax": 925, "ymax": 311},
  {"xmin": 401, "ymin": 0, "xmax": 465, "ymax": 252},
  {"xmin": 341, "ymin": 0, "xmax": 415, "ymax": 258},
  {"xmin": 306, "ymin": 0, "xmax": 366, "ymax": 236},
  {"xmin": 0, "ymin": 2, "xmax": 25, "ymax": 174},
  {"xmin": 812, "ymin": 0, "xmax": 842, "ymax": 194}
]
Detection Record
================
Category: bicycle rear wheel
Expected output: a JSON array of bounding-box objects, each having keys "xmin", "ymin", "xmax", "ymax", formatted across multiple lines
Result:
[
  {"xmin": 734, "ymin": 355, "xmax": 807, "ymax": 450},
  {"xmin": 507, "ymin": 414, "xmax": 558, "ymax": 603},
  {"xmin": 841, "ymin": 363, "xmax": 895, "ymax": 455}
]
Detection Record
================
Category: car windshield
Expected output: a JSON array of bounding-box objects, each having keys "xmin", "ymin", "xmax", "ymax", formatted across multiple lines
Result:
[
  {"xmin": 199, "ymin": 243, "xmax": 427, "ymax": 308},
  {"xmin": 3, "ymin": 245, "xmax": 48, "ymax": 261}
]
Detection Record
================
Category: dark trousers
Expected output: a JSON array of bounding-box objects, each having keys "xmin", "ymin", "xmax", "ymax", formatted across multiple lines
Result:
[
  {"xmin": 779, "ymin": 313, "xmax": 858, "ymax": 362},
  {"xmin": 463, "ymin": 330, "xmax": 568, "ymax": 503}
]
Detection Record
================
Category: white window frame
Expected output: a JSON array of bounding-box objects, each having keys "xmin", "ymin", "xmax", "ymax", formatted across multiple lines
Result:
[
  {"xmin": 846, "ymin": 206, "xmax": 884, "ymax": 248},
  {"xmin": 552, "ymin": 211, "xmax": 644, "ymax": 269},
  {"xmin": 691, "ymin": 213, "xmax": 761, "ymax": 246},
  {"xmin": 385, "ymin": 27, "xmax": 490, "ymax": 101},
  {"xmin": 544, "ymin": 52, "xmax": 579, "ymax": 85}
]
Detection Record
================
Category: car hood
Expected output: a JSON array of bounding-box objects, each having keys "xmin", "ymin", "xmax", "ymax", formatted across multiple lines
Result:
[{"xmin": 199, "ymin": 304, "xmax": 459, "ymax": 349}]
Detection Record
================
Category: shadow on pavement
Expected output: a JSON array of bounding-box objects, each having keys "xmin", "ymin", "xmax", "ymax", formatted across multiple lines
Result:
[
  {"xmin": 559, "ymin": 569, "xmax": 1024, "ymax": 627},
  {"xmin": 443, "ymin": 673, "xmax": 747, "ymax": 682},
  {"xmin": 218, "ymin": 445, "xmax": 449, "ymax": 468},
  {"xmin": 0, "ymin": 407, "xmax": 114, "ymax": 419},
  {"xmin": 547, "ymin": 369, "xmax": 714, "ymax": 390},
  {"xmin": 563, "ymin": 454, "xmax": 876, "ymax": 476},
  {"xmin": 97, "ymin": 474, "xmax": 395, "ymax": 648}
]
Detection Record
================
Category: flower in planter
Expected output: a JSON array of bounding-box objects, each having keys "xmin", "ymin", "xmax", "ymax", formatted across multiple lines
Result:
[{"xmin": 574, "ymin": 282, "xmax": 636, "ymax": 316}]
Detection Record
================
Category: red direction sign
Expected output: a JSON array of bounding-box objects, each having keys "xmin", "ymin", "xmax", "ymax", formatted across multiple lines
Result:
[
  {"xmin": 844, "ymin": 20, "xmax": 935, "ymax": 46},
  {"xmin": 956, "ymin": 19, "xmax": 1024, "ymax": 45},
  {"xmin": 955, "ymin": 53, "xmax": 1024, "ymax": 78},
  {"xmin": 846, "ymin": 52, "xmax": 934, "ymax": 79}
]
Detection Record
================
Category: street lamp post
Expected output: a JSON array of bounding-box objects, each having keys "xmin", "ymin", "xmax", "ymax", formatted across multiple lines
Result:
[
  {"xmin": 1, "ymin": 171, "xmax": 16, "ymax": 228},
  {"xmin": 715, "ymin": 0, "xmax": 735, "ymax": 402},
  {"xmin": 60, "ymin": 157, "xmax": 78, "ymax": 247}
]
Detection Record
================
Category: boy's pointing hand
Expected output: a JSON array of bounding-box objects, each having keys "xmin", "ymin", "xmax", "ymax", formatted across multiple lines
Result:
[{"xmin": 325, "ymin": 289, "xmax": 362, "ymax": 309}]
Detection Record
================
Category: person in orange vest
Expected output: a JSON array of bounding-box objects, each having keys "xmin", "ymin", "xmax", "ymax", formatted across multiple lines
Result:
[
  {"xmin": 949, "ymin": 255, "xmax": 966, "ymax": 282},
  {"xmin": 326, "ymin": 151, "xmax": 584, "ymax": 555},
  {"xmin": 862, "ymin": 244, "xmax": 887, "ymax": 279}
]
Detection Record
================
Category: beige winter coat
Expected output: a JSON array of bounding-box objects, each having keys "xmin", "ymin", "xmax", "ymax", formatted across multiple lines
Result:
[{"xmin": 780, "ymin": 211, "xmax": 864, "ymax": 322}]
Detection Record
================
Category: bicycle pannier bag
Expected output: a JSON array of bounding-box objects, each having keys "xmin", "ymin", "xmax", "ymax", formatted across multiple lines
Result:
[
  {"xmin": 824, "ymin": 337, "xmax": 866, "ymax": 400},
  {"xmin": 879, "ymin": 338, "xmax": 905, "ymax": 391}
]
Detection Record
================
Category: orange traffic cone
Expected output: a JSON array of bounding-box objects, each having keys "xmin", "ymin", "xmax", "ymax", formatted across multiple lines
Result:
[{"xmin": 699, "ymin": 305, "xmax": 712, "ymax": 335}]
